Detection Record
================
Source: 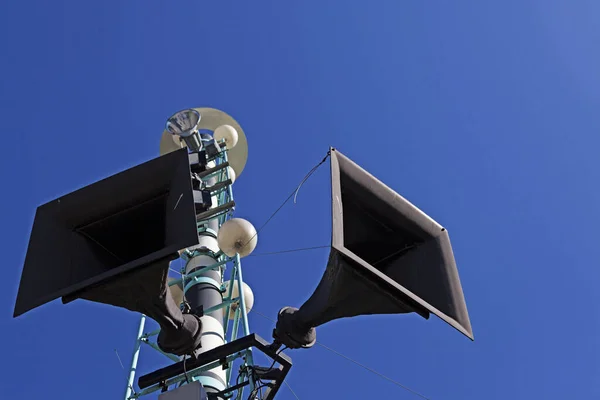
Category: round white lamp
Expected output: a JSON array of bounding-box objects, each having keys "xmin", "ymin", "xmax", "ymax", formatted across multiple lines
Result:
[
  {"xmin": 159, "ymin": 107, "xmax": 248, "ymax": 178},
  {"xmin": 223, "ymin": 281, "xmax": 254, "ymax": 320},
  {"xmin": 214, "ymin": 124, "xmax": 239, "ymax": 149},
  {"xmin": 217, "ymin": 218, "xmax": 257, "ymax": 258},
  {"xmin": 227, "ymin": 166, "xmax": 236, "ymax": 184}
]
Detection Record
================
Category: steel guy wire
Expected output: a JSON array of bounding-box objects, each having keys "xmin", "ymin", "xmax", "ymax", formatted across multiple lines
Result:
[{"xmin": 242, "ymin": 151, "xmax": 331, "ymax": 248}]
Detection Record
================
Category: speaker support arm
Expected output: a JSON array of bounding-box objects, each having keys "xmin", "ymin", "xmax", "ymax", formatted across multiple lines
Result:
[
  {"xmin": 136, "ymin": 333, "xmax": 292, "ymax": 400},
  {"xmin": 196, "ymin": 201, "xmax": 235, "ymax": 222}
]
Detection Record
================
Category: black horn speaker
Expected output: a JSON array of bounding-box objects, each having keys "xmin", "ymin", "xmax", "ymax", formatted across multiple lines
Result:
[
  {"xmin": 14, "ymin": 148, "xmax": 205, "ymax": 355},
  {"xmin": 273, "ymin": 149, "xmax": 473, "ymax": 349}
]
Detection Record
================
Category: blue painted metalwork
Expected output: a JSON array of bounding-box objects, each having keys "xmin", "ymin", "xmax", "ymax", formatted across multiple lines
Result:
[
  {"xmin": 233, "ymin": 255, "xmax": 251, "ymax": 337},
  {"xmin": 197, "ymin": 226, "xmax": 218, "ymax": 239},
  {"xmin": 183, "ymin": 276, "xmax": 221, "ymax": 294},
  {"xmin": 142, "ymin": 328, "xmax": 160, "ymax": 338},
  {"xmin": 222, "ymin": 267, "xmax": 238, "ymax": 336},
  {"xmin": 233, "ymin": 254, "xmax": 255, "ymax": 395},
  {"xmin": 202, "ymin": 299, "xmax": 235, "ymax": 315},
  {"xmin": 168, "ymin": 259, "xmax": 230, "ymax": 288},
  {"xmin": 123, "ymin": 135, "xmax": 257, "ymax": 400},
  {"xmin": 125, "ymin": 315, "xmax": 145, "ymax": 400},
  {"xmin": 225, "ymin": 307, "xmax": 242, "ymax": 385}
]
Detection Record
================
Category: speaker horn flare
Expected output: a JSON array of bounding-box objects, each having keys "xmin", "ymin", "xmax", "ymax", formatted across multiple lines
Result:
[
  {"xmin": 14, "ymin": 148, "xmax": 205, "ymax": 355},
  {"xmin": 274, "ymin": 149, "xmax": 473, "ymax": 349}
]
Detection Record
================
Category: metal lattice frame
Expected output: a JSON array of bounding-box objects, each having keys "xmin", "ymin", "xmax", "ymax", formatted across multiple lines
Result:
[{"xmin": 124, "ymin": 144, "xmax": 258, "ymax": 400}]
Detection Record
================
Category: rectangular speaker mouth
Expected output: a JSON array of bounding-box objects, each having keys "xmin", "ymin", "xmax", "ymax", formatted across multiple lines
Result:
[
  {"xmin": 61, "ymin": 253, "xmax": 178, "ymax": 305},
  {"xmin": 74, "ymin": 191, "xmax": 169, "ymax": 266},
  {"xmin": 329, "ymin": 148, "xmax": 474, "ymax": 340},
  {"xmin": 334, "ymin": 244, "xmax": 474, "ymax": 340},
  {"xmin": 14, "ymin": 148, "xmax": 200, "ymax": 318},
  {"xmin": 332, "ymin": 245, "xmax": 431, "ymax": 320},
  {"xmin": 75, "ymin": 191, "xmax": 169, "ymax": 232}
]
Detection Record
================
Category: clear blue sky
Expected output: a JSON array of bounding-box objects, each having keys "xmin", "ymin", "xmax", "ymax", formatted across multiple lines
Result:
[{"xmin": 1, "ymin": 1, "xmax": 600, "ymax": 399}]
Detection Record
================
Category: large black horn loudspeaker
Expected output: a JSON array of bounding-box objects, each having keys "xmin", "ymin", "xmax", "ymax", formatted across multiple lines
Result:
[
  {"xmin": 14, "ymin": 148, "xmax": 205, "ymax": 356},
  {"xmin": 273, "ymin": 149, "xmax": 473, "ymax": 349}
]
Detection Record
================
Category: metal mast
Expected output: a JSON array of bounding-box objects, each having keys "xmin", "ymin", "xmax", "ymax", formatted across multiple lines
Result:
[
  {"xmin": 122, "ymin": 108, "xmax": 291, "ymax": 400},
  {"xmin": 12, "ymin": 105, "xmax": 473, "ymax": 400}
]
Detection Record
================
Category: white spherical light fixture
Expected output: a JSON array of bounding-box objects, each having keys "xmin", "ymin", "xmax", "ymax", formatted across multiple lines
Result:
[
  {"xmin": 227, "ymin": 166, "xmax": 236, "ymax": 184},
  {"xmin": 159, "ymin": 108, "xmax": 248, "ymax": 178},
  {"xmin": 217, "ymin": 218, "xmax": 257, "ymax": 257},
  {"xmin": 214, "ymin": 124, "xmax": 239, "ymax": 149},
  {"xmin": 224, "ymin": 281, "xmax": 254, "ymax": 320}
]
